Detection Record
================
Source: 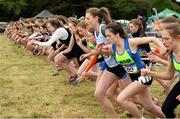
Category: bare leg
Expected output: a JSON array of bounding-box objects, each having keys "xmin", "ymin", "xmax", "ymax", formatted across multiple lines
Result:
[
  {"xmin": 54, "ymin": 54, "xmax": 77, "ymax": 76},
  {"xmin": 117, "ymin": 80, "xmax": 165, "ymax": 118},
  {"xmin": 95, "ymin": 70, "xmax": 119, "ymax": 118},
  {"xmin": 137, "ymin": 87, "xmax": 165, "ymax": 118},
  {"xmin": 117, "ymin": 81, "xmax": 145, "ymax": 118}
]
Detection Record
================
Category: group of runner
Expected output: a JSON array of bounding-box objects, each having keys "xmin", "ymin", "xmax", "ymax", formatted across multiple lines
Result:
[{"xmin": 4, "ymin": 7, "xmax": 180, "ymax": 118}]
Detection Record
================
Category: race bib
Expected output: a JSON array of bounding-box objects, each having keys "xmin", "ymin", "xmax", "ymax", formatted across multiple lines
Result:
[
  {"xmin": 138, "ymin": 75, "xmax": 152, "ymax": 84},
  {"xmin": 123, "ymin": 64, "xmax": 138, "ymax": 73}
]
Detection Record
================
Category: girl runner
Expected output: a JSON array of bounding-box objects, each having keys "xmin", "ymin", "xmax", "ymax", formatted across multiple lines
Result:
[
  {"xmin": 141, "ymin": 22, "xmax": 180, "ymax": 118},
  {"xmin": 104, "ymin": 22, "xmax": 166, "ymax": 118},
  {"xmin": 80, "ymin": 7, "xmax": 131, "ymax": 118}
]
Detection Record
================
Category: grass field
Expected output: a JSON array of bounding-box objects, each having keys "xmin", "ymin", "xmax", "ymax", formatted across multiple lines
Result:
[{"xmin": 0, "ymin": 34, "xmax": 179, "ymax": 118}]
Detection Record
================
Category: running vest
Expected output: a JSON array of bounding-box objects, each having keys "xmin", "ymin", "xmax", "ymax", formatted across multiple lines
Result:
[
  {"xmin": 170, "ymin": 51, "xmax": 180, "ymax": 72},
  {"xmin": 94, "ymin": 24, "xmax": 118, "ymax": 68},
  {"xmin": 112, "ymin": 39, "xmax": 144, "ymax": 73},
  {"xmin": 94, "ymin": 24, "xmax": 109, "ymax": 46},
  {"xmin": 88, "ymin": 42, "xmax": 96, "ymax": 49},
  {"xmin": 85, "ymin": 36, "xmax": 96, "ymax": 49},
  {"xmin": 59, "ymin": 29, "xmax": 71, "ymax": 46}
]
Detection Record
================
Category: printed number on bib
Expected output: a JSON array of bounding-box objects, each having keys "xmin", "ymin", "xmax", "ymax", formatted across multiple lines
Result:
[
  {"xmin": 138, "ymin": 76, "xmax": 152, "ymax": 84},
  {"xmin": 124, "ymin": 64, "xmax": 138, "ymax": 74}
]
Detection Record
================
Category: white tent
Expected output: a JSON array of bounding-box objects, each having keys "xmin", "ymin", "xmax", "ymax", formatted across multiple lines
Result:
[{"xmin": 34, "ymin": 10, "xmax": 54, "ymax": 18}]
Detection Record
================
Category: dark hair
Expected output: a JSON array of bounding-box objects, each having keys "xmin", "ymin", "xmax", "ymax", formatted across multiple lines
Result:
[
  {"xmin": 164, "ymin": 23, "xmax": 180, "ymax": 38},
  {"xmin": 26, "ymin": 25, "xmax": 33, "ymax": 33},
  {"xmin": 86, "ymin": 7, "xmax": 112, "ymax": 24},
  {"xmin": 48, "ymin": 19, "xmax": 61, "ymax": 29},
  {"xmin": 26, "ymin": 25, "xmax": 33, "ymax": 30},
  {"xmin": 106, "ymin": 22, "xmax": 127, "ymax": 39},
  {"xmin": 33, "ymin": 24, "xmax": 40, "ymax": 28},
  {"xmin": 41, "ymin": 23, "xmax": 47, "ymax": 30}
]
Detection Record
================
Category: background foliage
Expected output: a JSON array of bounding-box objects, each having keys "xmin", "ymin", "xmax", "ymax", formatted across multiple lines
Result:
[{"xmin": 0, "ymin": 0, "xmax": 179, "ymax": 21}]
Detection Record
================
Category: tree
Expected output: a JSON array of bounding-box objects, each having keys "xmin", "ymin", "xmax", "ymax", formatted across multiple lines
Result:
[
  {"xmin": 150, "ymin": 0, "xmax": 180, "ymax": 13},
  {"xmin": 0, "ymin": 0, "xmax": 27, "ymax": 20},
  {"xmin": 0, "ymin": 0, "xmax": 179, "ymax": 21},
  {"xmin": 92, "ymin": 0, "xmax": 152, "ymax": 20}
]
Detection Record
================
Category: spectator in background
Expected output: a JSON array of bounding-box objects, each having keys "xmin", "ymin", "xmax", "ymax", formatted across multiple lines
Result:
[{"xmin": 137, "ymin": 12, "xmax": 147, "ymax": 32}]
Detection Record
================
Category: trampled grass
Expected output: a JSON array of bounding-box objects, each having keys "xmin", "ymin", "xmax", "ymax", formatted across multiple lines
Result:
[{"xmin": 0, "ymin": 34, "xmax": 179, "ymax": 118}]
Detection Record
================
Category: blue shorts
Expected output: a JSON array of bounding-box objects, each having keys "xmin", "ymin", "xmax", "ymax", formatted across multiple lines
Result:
[{"xmin": 99, "ymin": 61, "xmax": 107, "ymax": 71}]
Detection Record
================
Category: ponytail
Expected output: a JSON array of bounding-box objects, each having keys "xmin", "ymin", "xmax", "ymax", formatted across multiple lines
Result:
[
  {"xmin": 100, "ymin": 7, "xmax": 112, "ymax": 24},
  {"xmin": 86, "ymin": 7, "xmax": 112, "ymax": 24}
]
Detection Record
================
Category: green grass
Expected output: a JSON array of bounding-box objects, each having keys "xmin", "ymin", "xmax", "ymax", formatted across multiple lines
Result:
[{"xmin": 0, "ymin": 35, "xmax": 179, "ymax": 118}]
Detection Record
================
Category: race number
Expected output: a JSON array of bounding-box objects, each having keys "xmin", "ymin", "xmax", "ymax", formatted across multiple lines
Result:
[{"xmin": 124, "ymin": 65, "xmax": 138, "ymax": 73}]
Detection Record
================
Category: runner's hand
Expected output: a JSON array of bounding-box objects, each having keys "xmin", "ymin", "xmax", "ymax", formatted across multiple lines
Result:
[
  {"xmin": 176, "ymin": 94, "xmax": 180, "ymax": 101},
  {"xmin": 80, "ymin": 54, "xmax": 88, "ymax": 61},
  {"xmin": 141, "ymin": 68, "xmax": 151, "ymax": 76},
  {"xmin": 148, "ymin": 53, "xmax": 161, "ymax": 62},
  {"xmin": 81, "ymin": 71, "xmax": 87, "ymax": 78}
]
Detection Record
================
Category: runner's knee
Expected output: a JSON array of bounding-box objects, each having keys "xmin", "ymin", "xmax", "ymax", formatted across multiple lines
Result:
[{"xmin": 94, "ymin": 89, "xmax": 105, "ymax": 101}]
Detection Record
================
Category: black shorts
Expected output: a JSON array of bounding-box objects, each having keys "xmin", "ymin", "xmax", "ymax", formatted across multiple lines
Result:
[
  {"xmin": 106, "ymin": 64, "xmax": 128, "ymax": 80},
  {"xmin": 129, "ymin": 72, "xmax": 153, "ymax": 86},
  {"xmin": 64, "ymin": 50, "xmax": 84, "ymax": 65},
  {"xmin": 142, "ymin": 59, "xmax": 156, "ymax": 66},
  {"xmin": 51, "ymin": 42, "xmax": 62, "ymax": 50}
]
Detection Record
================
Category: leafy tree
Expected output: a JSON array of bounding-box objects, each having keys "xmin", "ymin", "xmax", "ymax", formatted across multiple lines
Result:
[
  {"xmin": 150, "ymin": 0, "xmax": 180, "ymax": 13},
  {"xmin": 92, "ymin": 0, "xmax": 152, "ymax": 20},
  {"xmin": 0, "ymin": 0, "xmax": 27, "ymax": 20},
  {"xmin": 0, "ymin": 0, "xmax": 179, "ymax": 21}
]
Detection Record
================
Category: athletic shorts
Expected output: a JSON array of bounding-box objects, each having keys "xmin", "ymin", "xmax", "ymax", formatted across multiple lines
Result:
[
  {"xmin": 142, "ymin": 59, "xmax": 156, "ymax": 66},
  {"xmin": 106, "ymin": 64, "xmax": 128, "ymax": 80},
  {"xmin": 51, "ymin": 42, "xmax": 62, "ymax": 50},
  {"xmin": 129, "ymin": 72, "xmax": 153, "ymax": 86},
  {"xmin": 99, "ymin": 61, "xmax": 107, "ymax": 71},
  {"xmin": 64, "ymin": 50, "xmax": 84, "ymax": 65}
]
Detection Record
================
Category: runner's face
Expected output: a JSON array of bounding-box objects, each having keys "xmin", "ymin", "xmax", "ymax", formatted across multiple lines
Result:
[
  {"xmin": 154, "ymin": 23, "xmax": 162, "ymax": 38},
  {"xmin": 40, "ymin": 26, "xmax": 46, "ymax": 33},
  {"xmin": 33, "ymin": 27, "xmax": 40, "ymax": 32},
  {"xmin": 68, "ymin": 23, "xmax": 77, "ymax": 33},
  {"xmin": 85, "ymin": 13, "xmax": 97, "ymax": 30},
  {"xmin": 87, "ymin": 31, "xmax": 96, "ymax": 44},
  {"xmin": 105, "ymin": 29, "xmax": 115, "ymax": 44},
  {"xmin": 46, "ymin": 23, "xmax": 55, "ymax": 32},
  {"xmin": 77, "ymin": 27, "xmax": 87, "ymax": 37},
  {"xmin": 128, "ymin": 23, "xmax": 138, "ymax": 33},
  {"xmin": 161, "ymin": 29, "xmax": 175, "ymax": 50}
]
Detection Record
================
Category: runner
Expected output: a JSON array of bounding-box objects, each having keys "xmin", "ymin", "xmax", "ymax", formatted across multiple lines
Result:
[
  {"xmin": 141, "ymin": 22, "xmax": 180, "ymax": 118},
  {"xmin": 104, "ymin": 22, "xmax": 166, "ymax": 118},
  {"xmin": 80, "ymin": 7, "xmax": 131, "ymax": 118}
]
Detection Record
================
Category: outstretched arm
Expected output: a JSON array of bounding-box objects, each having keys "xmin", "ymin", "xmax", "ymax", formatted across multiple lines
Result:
[
  {"xmin": 35, "ymin": 28, "xmax": 68, "ymax": 47},
  {"xmin": 141, "ymin": 57, "xmax": 175, "ymax": 80},
  {"xmin": 131, "ymin": 37, "xmax": 166, "ymax": 53}
]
